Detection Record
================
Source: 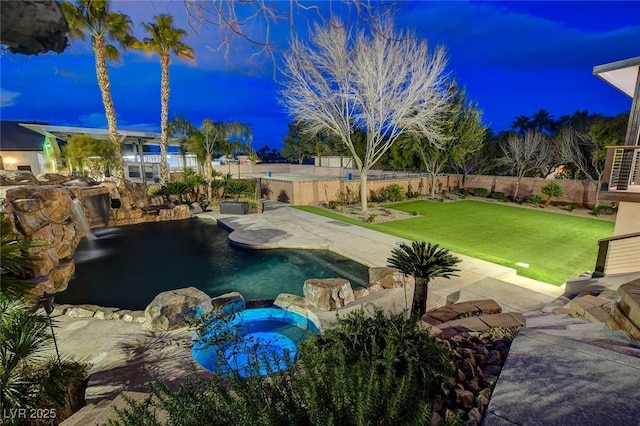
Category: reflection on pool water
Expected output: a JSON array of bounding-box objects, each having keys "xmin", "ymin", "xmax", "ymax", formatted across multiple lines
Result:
[
  {"xmin": 192, "ymin": 307, "xmax": 319, "ymax": 377},
  {"xmin": 58, "ymin": 219, "xmax": 369, "ymax": 310}
]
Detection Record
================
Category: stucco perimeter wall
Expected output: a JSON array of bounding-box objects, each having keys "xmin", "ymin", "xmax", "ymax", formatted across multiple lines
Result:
[
  {"xmin": 614, "ymin": 201, "xmax": 640, "ymax": 236},
  {"xmin": 461, "ymin": 174, "xmax": 598, "ymax": 207},
  {"xmin": 258, "ymin": 172, "xmax": 599, "ymax": 207},
  {"xmin": 262, "ymin": 177, "xmax": 431, "ymax": 206}
]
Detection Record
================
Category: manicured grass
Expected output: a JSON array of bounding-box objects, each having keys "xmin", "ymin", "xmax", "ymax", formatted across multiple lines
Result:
[{"xmin": 296, "ymin": 200, "xmax": 615, "ymax": 285}]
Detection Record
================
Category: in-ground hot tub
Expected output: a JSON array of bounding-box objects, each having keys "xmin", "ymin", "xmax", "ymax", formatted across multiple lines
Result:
[{"xmin": 192, "ymin": 307, "xmax": 319, "ymax": 377}]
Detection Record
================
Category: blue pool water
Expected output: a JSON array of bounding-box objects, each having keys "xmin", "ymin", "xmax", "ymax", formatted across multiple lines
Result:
[
  {"xmin": 58, "ymin": 219, "xmax": 369, "ymax": 310},
  {"xmin": 192, "ymin": 307, "xmax": 319, "ymax": 377}
]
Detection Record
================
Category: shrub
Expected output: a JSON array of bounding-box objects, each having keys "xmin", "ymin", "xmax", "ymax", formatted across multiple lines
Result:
[
  {"xmin": 567, "ymin": 204, "xmax": 576, "ymax": 212},
  {"xmin": 328, "ymin": 200, "xmax": 341, "ymax": 210},
  {"xmin": 472, "ymin": 188, "xmax": 488, "ymax": 197},
  {"xmin": 541, "ymin": 182, "xmax": 563, "ymax": 206},
  {"xmin": 490, "ymin": 191, "xmax": 508, "ymax": 202},
  {"xmin": 526, "ymin": 194, "xmax": 542, "ymax": 205},
  {"xmin": 366, "ymin": 214, "xmax": 376, "ymax": 223},
  {"xmin": 592, "ymin": 205, "xmax": 616, "ymax": 216},
  {"xmin": 147, "ymin": 184, "xmax": 162, "ymax": 196},
  {"xmin": 163, "ymin": 181, "xmax": 190, "ymax": 195},
  {"xmin": 224, "ymin": 179, "xmax": 247, "ymax": 201},
  {"xmin": 411, "ymin": 210, "xmax": 419, "ymax": 216},
  {"xmin": 383, "ymin": 184, "xmax": 406, "ymax": 202},
  {"xmin": 369, "ymin": 189, "xmax": 383, "ymax": 203}
]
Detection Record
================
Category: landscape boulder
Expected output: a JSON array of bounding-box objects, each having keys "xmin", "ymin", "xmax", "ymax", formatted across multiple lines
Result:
[
  {"xmin": 303, "ymin": 278, "xmax": 354, "ymax": 311},
  {"xmin": 0, "ymin": 170, "xmax": 38, "ymax": 186},
  {"xmin": 211, "ymin": 291, "xmax": 246, "ymax": 317},
  {"xmin": 368, "ymin": 266, "xmax": 414, "ymax": 289},
  {"xmin": 144, "ymin": 287, "xmax": 213, "ymax": 331}
]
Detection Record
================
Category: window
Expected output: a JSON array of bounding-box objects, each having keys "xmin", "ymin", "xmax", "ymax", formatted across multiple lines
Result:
[{"xmin": 17, "ymin": 165, "xmax": 32, "ymax": 172}]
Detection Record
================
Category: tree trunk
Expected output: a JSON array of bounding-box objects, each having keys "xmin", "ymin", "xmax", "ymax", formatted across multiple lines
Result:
[
  {"xmin": 430, "ymin": 173, "xmax": 436, "ymax": 197},
  {"xmin": 513, "ymin": 175, "xmax": 522, "ymax": 200},
  {"xmin": 205, "ymin": 152, "xmax": 212, "ymax": 202},
  {"xmin": 412, "ymin": 277, "xmax": 429, "ymax": 318},
  {"xmin": 594, "ymin": 175, "xmax": 602, "ymax": 209},
  {"xmin": 159, "ymin": 54, "xmax": 170, "ymax": 185},
  {"xmin": 360, "ymin": 169, "xmax": 368, "ymax": 212},
  {"xmin": 92, "ymin": 36, "xmax": 124, "ymax": 179}
]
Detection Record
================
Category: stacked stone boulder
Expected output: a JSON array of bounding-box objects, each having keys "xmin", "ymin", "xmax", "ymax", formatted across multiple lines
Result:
[{"xmin": 144, "ymin": 287, "xmax": 213, "ymax": 331}]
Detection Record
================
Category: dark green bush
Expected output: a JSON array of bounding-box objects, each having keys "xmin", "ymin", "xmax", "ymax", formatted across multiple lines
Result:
[
  {"xmin": 224, "ymin": 179, "xmax": 247, "ymax": 201},
  {"xmin": 328, "ymin": 200, "xmax": 341, "ymax": 210},
  {"xmin": 567, "ymin": 204, "xmax": 576, "ymax": 212},
  {"xmin": 592, "ymin": 205, "xmax": 615, "ymax": 216},
  {"xmin": 472, "ymin": 188, "xmax": 489, "ymax": 197},
  {"xmin": 163, "ymin": 181, "xmax": 190, "ymax": 195},
  {"xmin": 383, "ymin": 184, "xmax": 406, "ymax": 202},
  {"xmin": 490, "ymin": 191, "xmax": 508, "ymax": 202},
  {"xmin": 526, "ymin": 194, "xmax": 542, "ymax": 205},
  {"xmin": 541, "ymin": 182, "xmax": 563, "ymax": 206}
]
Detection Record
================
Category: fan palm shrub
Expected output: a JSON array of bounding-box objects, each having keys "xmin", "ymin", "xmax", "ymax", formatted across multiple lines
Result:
[
  {"xmin": 388, "ymin": 241, "xmax": 461, "ymax": 318},
  {"xmin": 224, "ymin": 179, "xmax": 247, "ymax": 202},
  {"xmin": 541, "ymin": 182, "xmax": 563, "ymax": 206}
]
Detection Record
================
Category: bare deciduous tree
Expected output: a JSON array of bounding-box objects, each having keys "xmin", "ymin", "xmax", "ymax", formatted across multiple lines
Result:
[
  {"xmin": 556, "ymin": 127, "xmax": 607, "ymax": 208},
  {"xmin": 280, "ymin": 19, "xmax": 450, "ymax": 211},
  {"xmin": 184, "ymin": 0, "xmax": 394, "ymax": 72},
  {"xmin": 498, "ymin": 131, "xmax": 552, "ymax": 200}
]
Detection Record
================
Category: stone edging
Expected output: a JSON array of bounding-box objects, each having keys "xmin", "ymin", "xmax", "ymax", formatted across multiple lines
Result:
[{"xmin": 52, "ymin": 304, "xmax": 146, "ymax": 323}]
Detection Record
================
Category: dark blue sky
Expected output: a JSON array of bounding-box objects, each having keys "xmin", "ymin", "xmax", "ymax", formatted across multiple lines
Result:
[{"xmin": 1, "ymin": 1, "xmax": 639, "ymax": 150}]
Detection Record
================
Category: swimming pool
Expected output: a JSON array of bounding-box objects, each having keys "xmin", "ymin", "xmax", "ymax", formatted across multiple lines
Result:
[{"xmin": 58, "ymin": 219, "xmax": 369, "ymax": 310}]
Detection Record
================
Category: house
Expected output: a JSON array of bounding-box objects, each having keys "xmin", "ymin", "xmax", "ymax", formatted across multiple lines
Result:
[
  {"xmin": 0, "ymin": 121, "xmax": 62, "ymax": 174},
  {"xmin": 592, "ymin": 56, "xmax": 640, "ymax": 275}
]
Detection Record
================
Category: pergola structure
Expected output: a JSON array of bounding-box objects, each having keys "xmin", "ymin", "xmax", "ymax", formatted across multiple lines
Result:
[{"xmin": 20, "ymin": 123, "xmax": 183, "ymax": 183}]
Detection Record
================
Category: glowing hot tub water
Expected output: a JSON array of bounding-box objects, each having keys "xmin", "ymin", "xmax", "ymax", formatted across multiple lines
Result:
[{"xmin": 192, "ymin": 308, "xmax": 319, "ymax": 377}]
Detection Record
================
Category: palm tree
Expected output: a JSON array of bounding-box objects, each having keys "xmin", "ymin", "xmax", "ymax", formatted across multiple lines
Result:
[
  {"xmin": 61, "ymin": 0, "xmax": 135, "ymax": 179},
  {"xmin": 531, "ymin": 109, "xmax": 555, "ymax": 134},
  {"xmin": 388, "ymin": 241, "xmax": 461, "ymax": 318},
  {"xmin": 186, "ymin": 119, "xmax": 253, "ymax": 202},
  {"xmin": 510, "ymin": 115, "xmax": 531, "ymax": 135},
  {"xmin": 169, "ymin": 115, "xmax": 197, "ymax": 172},
  {"xmin": 133, "ymin": 14, "xmax": 195, "ymax": 185}
]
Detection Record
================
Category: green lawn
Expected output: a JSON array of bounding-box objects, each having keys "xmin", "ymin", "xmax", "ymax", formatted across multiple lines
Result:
[{"xmin": 296, "ymin": 200, "xmax": 615, "ymax": 285}]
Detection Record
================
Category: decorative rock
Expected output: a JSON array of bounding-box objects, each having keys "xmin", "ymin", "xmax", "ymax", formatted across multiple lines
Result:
[
  {"xmin": 352, "ymin": 287, "xmax": 371, "ymax": 299},
  {"xmin": 66, "ymin": 306, "xmax": 96, "ymax": 318},
  {"xmin": 117, "ymin": 310, "xmax": 135, "ymax": 322},
  {"xmin": 368, "ymin": 266, "xmax": 413, "ymax": 289},
  {"xmin": 190, "ymin": 203, "xmax": 203, "ymax": 214},
  {"xmin": 483, "ymin": 364, "xmax": 502, "ymax": 376},
  {"xmin": 52, "ymin": 304, "xmax": 71, "ymax": 316},
  {"xmin": 144, "ymin": 287, "xmax": 213, "ymax": 331},
  {"xmin": 365, "ymin": 283, "xmax": 384, "ymax": 294},
  {"xmin": 468, "ymin": 407, "xmax": 482, "ymax": 423},
  {"xmin": 274, "ymin": 293, "xmax": 306, "ymax": 310},
  {"xmin": 211, "ymin": 291, "xmax": 246, "ymax": 316},
  {"xmin": 455, "ymin": 388, "xmax": 475, "ymax": 409},
  {"xmin": 94, "ymin": 307, "xmax": 118, "ymax": 320},
  {"xmin": 0, "ymin": 170, "xmax": 38, "ymax": 185},
  {"xmin": 36, "ymin": 173, "xmax": 72, "ymax": 185},
  {"xmin": 303, "ymin": 278, "xmax": 354, "ymax": 311}
]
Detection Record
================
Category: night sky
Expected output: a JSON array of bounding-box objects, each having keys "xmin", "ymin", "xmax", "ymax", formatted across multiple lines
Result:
[{"xmin": 1, "ymin": 1, "xmax": 639, "ymax": 151}]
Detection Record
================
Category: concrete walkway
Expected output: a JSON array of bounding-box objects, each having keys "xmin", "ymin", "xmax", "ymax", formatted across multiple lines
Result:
[{"xmin": 55, "ymin": 202, "xmax": 566, "ymax": 407}]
